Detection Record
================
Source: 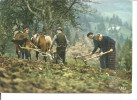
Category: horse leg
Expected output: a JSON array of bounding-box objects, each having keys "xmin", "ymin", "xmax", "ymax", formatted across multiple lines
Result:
[
  {"xmin": 16, "ymin": 46, "xmax": 20, "ymax": 58},
  {"xmin": 29, "ymin": 52, "xmax": 31, "ymax": 60},
  {"xmin": 27, "ymin": 49, "xmax": 31, "ymax": 60},
  {"xmin": 25, "ymin": 49, "xmax": 29, "ymax": 59},
  {"xmin": 21, "ymin": 50, "xmax": 24, "ymax": 59},
  {"xmin": 36, "ymin": 51, "xmax": 39, "ymax": 60},
  {"xmin": 43, "ymin": 56, "xmax": 47, "ymax": 62},
  {"xmin": 16, "ymin": 48, "xmax": 19, "ymax": 58}
]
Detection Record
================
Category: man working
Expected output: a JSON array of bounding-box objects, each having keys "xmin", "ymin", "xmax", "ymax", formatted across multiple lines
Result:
[
  {"xmin": 50, "ymin": 27, "xmax": 68, "ymax": 64},
  {"xmin": 24, "ymin": 28, "xmax": 30, "ymax": 41},
  {"xmin": 96, "ymin": 33, "xmax": 116, "ymax": 70},
  {"xmin": 87, "ymin": 32, "xmax": 100, "ymax": 56}
]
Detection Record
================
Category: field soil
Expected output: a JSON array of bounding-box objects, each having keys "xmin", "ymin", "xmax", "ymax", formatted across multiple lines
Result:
[{"xmin": 0, "ymin": 56, "xmax": 132, "ymax": 93}]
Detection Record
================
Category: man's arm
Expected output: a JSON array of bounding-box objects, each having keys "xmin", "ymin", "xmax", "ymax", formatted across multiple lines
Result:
[
  {"xmin": 50, "ymin": 35, "xmax": 57, "ymax": 49},
  {"xmin": 92, "ymin": 40, "xmax": 99, "ymax": 53},
  {"xmin": 89, "ymin": 39, "xmax": 99, "ymax": 56}
]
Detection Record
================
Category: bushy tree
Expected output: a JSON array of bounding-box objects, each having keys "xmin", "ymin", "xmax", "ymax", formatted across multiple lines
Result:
[
  {"xmin": 0, "ymin": 0, "xmax": 96, "ymax": 56},
  {"xmin": 109, "ymin": 14, "xmax": 123, "ymax": 26},
  {"xmin": 116, "ymin": 38, "xmax": 132, "ymax": 71}
]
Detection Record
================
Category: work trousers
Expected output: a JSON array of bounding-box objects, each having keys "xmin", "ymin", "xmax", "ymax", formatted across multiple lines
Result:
[
  {"xmin": 56, "ymin": 47, "xmax": 66, "ymax": 64},
  {"xmin": 99, "ymin": 51, "xmax": 116, "ymax": 70}
]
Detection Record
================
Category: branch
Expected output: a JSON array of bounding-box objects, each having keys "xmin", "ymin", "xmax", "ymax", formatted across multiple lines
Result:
[
  {"xmin": 35, "ymin": 7, "xmax": 43, "ymax": 12},
  {"xmin": 25, "ymin": 0, "xmax": 41, "ymax": 19},
  {"xmin": 64, "ymin": 0, "xmax": 77, "ymax": 15}
]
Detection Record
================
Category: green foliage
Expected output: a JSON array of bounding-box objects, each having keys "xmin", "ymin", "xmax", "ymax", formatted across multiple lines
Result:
[
  {"xmin": 109, "ymin": 14, "xmax": 123, "ymax": 26},
  {"xmin": 116, "ymin": 38, "xmax": 132, "ymax": 71}
]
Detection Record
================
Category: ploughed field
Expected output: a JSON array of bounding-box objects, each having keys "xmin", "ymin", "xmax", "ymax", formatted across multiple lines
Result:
[{"xmin": 0, "ymin": 57, "xmax": 132, "ymax": 93}]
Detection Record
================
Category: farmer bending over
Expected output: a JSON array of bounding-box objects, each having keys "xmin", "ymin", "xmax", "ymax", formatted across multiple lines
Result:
[
  {"xmin": 87, "ymin": 32, "xmax": 101, "ymax": 56},
  {"xmin": 96, "ymin": 33, "xmax": 116, "ymax": 70}
]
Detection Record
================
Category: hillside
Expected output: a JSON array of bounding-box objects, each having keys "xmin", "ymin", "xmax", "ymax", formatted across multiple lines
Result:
[{"xmin": 0, "ymin": 56, "xmax": 131, "ymax": 93}]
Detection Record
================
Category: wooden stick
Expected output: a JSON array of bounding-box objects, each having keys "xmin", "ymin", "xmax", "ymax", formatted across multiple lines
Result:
[
  {"xmin": 75, "ymin": 54, "xmax": 89, "ymax": 59},
  {"xmin": 84, "ymin": 50, "xmax": 112, "ymax": 62},
  {"xmin": 19, "ymin": 46, "xmax": 41, "ymax": 51},
  {"xmin": 74, "ymin": 51, "xmax": 100, "ymax": 59}
]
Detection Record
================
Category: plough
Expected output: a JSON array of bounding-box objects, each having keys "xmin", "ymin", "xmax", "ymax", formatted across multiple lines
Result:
[{"xmin": 19, "ymin": 45, "xmax": 53, "ymax": 60}]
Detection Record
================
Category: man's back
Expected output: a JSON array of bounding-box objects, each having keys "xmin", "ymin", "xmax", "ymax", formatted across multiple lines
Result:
[
  {"xmin": 99, "ymin": 36, "xmax": 116, "ymax": 51},
  {"xmin": 56, "ymin": 33, "xmax": 67, "ymax": 47}
]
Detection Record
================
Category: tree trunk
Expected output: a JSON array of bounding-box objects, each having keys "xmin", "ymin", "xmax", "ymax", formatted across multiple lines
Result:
[
  {"xmin": 42, "ymin": 20, "xmax": 53, "ymax": 37},
  {"xmin": 34, "ymin": 19, "xmax": 39, "ymax": 34}
]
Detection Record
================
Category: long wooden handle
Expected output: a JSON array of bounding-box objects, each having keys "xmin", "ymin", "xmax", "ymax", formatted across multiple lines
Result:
[
  {"xmin": 84, "ymin": 55, "xmax": 100, "ymax": 61},
  {"xmin": 76, "ymin": 54, "xmax": 89, "ymax": 58},
  {"xmin": 102, "ymin": 50, "xmax": 112, "ymax": 55},
  {"xmin": 84, "ymin": 50, "xmax": 113, "ymax": 62}
]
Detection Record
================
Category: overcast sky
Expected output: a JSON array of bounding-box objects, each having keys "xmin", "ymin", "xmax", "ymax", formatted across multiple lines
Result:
[{"xmin": 89, "ymin": 0, "xmax": 132, "ymax": 23}]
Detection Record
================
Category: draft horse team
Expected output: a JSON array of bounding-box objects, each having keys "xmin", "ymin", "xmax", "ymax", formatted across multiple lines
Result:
[{"xmin": 12, "ymin": 27, "xmax": 68, "ymax": 64}]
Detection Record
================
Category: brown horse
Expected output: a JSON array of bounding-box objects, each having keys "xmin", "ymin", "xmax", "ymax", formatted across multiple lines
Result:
[
  {"xmin": 12, "ymin": 30, "xmax": 31, "ymax": 59},
  {"xmin": 44, "ymin": 35, "xmax": 53, "ymax": 52},
  {"xmin": 31, "ymin": 34, "xmax": 53, "ymax": 61}
]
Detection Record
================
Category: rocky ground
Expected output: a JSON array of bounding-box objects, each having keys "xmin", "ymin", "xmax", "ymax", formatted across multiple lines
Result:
[{"xmin": 0, "ymin": 56, "xmax": 132, "ymax": 93}]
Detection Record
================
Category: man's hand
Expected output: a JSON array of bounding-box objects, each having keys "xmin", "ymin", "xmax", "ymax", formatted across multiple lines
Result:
[
  {"xmin": 110, "ymin": 49, "xmax": 113, "ymax": 52},
  {"xmin": 99, "ymin": 52, "xmax": 104, "ymax": 56},
  {"xmin": 89, "ymin": 52, "xmax": 93, "ymax": 56}
]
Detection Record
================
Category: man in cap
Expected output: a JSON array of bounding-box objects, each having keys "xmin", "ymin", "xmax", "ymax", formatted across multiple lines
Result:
[
  {"xmin": 24, "ymin": 28, "xmax": 30, "ymax": 41},
  {"xmin": 87, "ymin": 32, "xmax": 101, "ymax": 56},
  {"xmin": 50, "ymin": 27, "xmax": 68, "ymax": 64}
]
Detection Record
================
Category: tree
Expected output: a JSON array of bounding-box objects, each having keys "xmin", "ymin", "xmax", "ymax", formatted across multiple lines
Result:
[
  {"xmin": 0, "ymin": 24, "xmax": 12, "ymax": 56},
  {"xmin": 117, "ymin": 38, "xmax": 132, "ymax": 71},
  {"xmin": 0, "ymin": 0, "xmax": 97, "ymax": 56},
  {"xmin": 24, "ymin": 0, "xmax": 91, "ymax": 36},
  {"xmin": 109, "ymin": 14, "xmax": 123, "ymax": 26},
  {"xmin": 0, "ymin": 0, "xmax": 96, "ymax": 35},
  {"xmin": 122, "ymin": 38, "xmax": 132, "ymax": 70}
]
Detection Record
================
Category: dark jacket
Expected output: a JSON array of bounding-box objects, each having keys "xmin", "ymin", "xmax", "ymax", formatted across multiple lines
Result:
[
  {"xmin": 50, "ymin": 33, "xmax": 68, "ymax": 48},
  {"xmin": 92, "ymin": 36, "xmax": 100, "ymax": 53},
  {"xmin": 56, "ymin": 33, "xmax": 67, "ymax": 47},
  {"xmin": 98, "ymin": 36, "xmax": 116, "ymax": 52}
]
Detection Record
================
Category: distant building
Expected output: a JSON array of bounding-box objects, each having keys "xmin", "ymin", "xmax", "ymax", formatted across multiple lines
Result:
[{"xmin": 108, "ymin": 26, "xmax": 121, "ymax": 33}]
